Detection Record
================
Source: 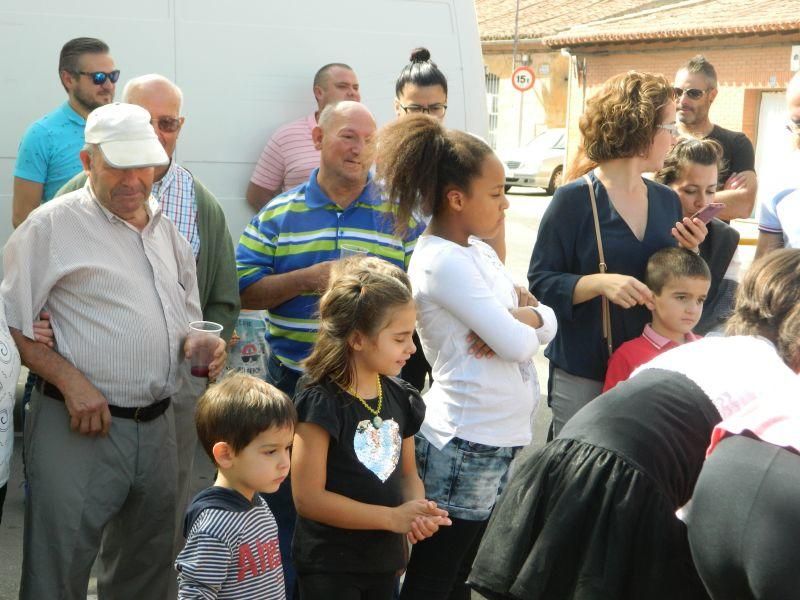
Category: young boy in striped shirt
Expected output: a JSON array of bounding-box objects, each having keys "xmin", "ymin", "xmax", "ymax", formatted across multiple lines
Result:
[{"xmin": 176, "ymin": 373, "xmax": 297, "ymax": 599}]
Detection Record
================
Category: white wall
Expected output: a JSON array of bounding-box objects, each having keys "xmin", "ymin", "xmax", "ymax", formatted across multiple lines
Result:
[{"xmin": 0, "ymin": 0, "xmax": 488, "ymax": 271}]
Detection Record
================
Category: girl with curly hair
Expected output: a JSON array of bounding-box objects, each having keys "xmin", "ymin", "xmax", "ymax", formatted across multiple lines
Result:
[{"xmin": 528, "ymin": 71, "xmax": 707, "ymax": 437}]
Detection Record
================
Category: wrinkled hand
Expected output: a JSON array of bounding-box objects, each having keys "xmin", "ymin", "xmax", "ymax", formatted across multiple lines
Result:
[
  {"xmin": 62, "ymin": 378, "xmax": 111, "ymax": 437},
  {"xmin": 33, "ymin": 310, "xmax": 55, "ymax": 347},
  {"xmin": 515, "ymin": 285, "xmax": 539, "ymax": 308},
  {"xmin": 672, "ymin": 216, "xmax": 707, "ymax": 252},
  {"xmin": 601, "ymin": 274, "xmax": 653, "ymax": 309},
  {"xmin": 406, "ymin": 514, "xmax": 452, "ymax": 544},
  {"xmin": 390, "ymin": 499, "xmax": 450, "ymax": 535},
  {"xmin": 466, "ymin": 331, "xmax": 495, "ymax": 359},
  {"xmin": 184, "ymin": 337, "xmax": 227, "ymax": 381},
  {"xmin": 305, "ymin": 261, "xmax": 336, "ymax": 293}
]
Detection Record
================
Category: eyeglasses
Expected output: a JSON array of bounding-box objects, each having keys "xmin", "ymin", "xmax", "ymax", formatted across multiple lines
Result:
[
  {"xmin": 658, "ymin": 123, "xmax": 679, "ymax": 136},
  {"xmin": 786, "ymin": 120, "xmax": 800, "ymax": 136},
  {"xmin": 399, "ymin": 103, "xmax": 448, "ymax": 117},
  {"xmin": 75, "ymin": 70, "xmax": 120, "ymax": 85},
  {"xmin": 150, "ymin": 117, "xmax": 182, "ymax": 133},
  {"xmin": 673, "ymin": 87, "xmax": 708, "ymax": 100}
]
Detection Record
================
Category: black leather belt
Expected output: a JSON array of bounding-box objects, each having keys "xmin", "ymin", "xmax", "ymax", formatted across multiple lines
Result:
[{"xmin": 36, "ymin": 381, "xmax": 171, "ymax": 423}]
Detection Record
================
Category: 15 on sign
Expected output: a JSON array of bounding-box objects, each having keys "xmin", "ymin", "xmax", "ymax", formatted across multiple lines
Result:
[{"xmin": 512, "ymin": 66, "xmax": 536, "ymax": 92}]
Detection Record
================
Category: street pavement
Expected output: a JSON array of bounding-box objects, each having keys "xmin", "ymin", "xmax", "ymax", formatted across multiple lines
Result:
[{"xmin": 0, "ymin": 188, "xmax": 554, "ymax": 599}]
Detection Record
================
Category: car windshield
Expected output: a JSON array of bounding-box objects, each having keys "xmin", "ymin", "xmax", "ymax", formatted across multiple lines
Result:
[{"xmin": 526, "ymin": 129, "xmax": 564, "ymax": 151}]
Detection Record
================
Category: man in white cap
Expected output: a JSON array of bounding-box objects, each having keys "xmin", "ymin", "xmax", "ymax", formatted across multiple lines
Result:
[{"xmin": 1, "ymin": 102, "xmax": 226, "ymax": 600}]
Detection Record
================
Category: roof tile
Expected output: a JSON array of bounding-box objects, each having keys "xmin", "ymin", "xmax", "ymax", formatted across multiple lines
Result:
[{"xmin": 542, "ymin": 0, "xmax": 800, "ymax": 46}]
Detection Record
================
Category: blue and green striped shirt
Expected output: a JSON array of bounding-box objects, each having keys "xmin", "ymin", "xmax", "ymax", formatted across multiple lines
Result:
[{"xmin": 237, "ymin": 170, "xmax": 423, "ymax": 371}]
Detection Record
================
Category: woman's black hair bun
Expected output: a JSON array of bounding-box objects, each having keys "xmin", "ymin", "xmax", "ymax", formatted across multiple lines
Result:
[{"xmin": 410, "ymin": 47, "xmax": 431, "ymax": 63}]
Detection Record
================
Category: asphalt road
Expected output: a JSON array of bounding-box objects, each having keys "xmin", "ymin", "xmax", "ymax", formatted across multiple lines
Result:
[{"xmin": 0, "ymin": 188, "xmax": 555, "ymax": 599}]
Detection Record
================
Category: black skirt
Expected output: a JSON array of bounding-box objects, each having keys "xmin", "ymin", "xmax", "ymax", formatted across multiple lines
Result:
[{"xmin": 468, "ymin": 368, "xmax": 719, "ymax": 600}]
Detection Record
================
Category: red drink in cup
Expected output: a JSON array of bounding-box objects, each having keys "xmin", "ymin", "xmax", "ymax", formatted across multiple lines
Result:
[{"xmin": 187, "ymin": 321, "xmax": 223, "ymax": 378}]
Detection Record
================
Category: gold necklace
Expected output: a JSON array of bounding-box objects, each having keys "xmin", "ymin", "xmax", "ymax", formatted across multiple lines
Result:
[{"xmin": 350, "ymin": 375, "xmax": 383, "ymax": 429}]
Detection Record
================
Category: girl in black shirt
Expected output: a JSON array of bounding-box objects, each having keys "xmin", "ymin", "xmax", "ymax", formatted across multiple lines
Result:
[{"xmin": 291, "ymin": 256, "xmax": 450, "ymax": 600}]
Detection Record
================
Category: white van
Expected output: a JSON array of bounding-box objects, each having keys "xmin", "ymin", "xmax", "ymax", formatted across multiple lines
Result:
[{"xmin": 0, "ymin": 0, "xmax": 488, "ymax": 259}]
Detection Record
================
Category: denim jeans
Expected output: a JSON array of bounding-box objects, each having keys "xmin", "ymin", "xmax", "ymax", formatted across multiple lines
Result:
[{"xmin": 415, "ymin": 434, "xmax": 518, "ymax": 521}]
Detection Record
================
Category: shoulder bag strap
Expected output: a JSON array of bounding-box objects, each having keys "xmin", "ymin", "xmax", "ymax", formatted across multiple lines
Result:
[{"xmin": 583, "ymin": 173, "xmax": 613, "ymax": 356}]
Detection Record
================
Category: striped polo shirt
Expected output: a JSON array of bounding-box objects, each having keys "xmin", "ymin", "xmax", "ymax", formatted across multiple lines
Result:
[
  {"xmin": 236, "ymin": 170, "xmax": 424, "ymax": 370},
  {"xmin": 250, "ymin": 113, "xmax": 320, "ymax": 193}
]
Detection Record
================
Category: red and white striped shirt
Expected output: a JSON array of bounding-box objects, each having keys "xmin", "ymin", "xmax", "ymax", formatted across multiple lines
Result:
[{"xmin": 250, "ymin": 113, "xmax": 319, "ymax": 194}]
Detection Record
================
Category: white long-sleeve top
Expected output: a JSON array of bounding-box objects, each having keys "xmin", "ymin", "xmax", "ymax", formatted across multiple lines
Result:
[{"xmin": 409, "ymin": 235, "xmax": 557, "ymax": 449}]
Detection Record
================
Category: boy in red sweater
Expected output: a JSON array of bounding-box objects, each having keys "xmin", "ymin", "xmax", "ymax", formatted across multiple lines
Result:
[{"xmin": 603, "ymin": 247, "xmax": 711, "ymax": 392}]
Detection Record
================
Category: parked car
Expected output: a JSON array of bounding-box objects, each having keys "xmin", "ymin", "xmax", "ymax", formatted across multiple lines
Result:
[{"xmin": 502, "ymin": 128, "xmax": 566, "ymax": 194}]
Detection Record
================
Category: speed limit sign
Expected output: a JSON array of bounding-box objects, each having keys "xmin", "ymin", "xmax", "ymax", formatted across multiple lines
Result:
[{"xmin": 511, "ymin": 66, "xmax": 536, "ymax": 92}]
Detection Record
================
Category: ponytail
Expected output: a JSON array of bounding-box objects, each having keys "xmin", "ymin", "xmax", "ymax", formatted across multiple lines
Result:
[{"xmin": 377, "ymin": 114, "xmax": 493, "ymax": 234}]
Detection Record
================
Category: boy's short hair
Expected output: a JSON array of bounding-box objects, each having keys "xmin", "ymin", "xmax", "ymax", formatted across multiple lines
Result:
[
  {"xmin": 195, "ymin": 372, "xmax": 297, "ymax": 464},
  {"xmin": 645, "ymin": 247, "xmax": 711, "ymax": 295}
]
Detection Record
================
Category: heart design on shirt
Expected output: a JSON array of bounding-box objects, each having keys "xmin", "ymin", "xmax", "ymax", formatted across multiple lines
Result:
[{"xmin": 353, "ymin": 419, "xmax": 401, "ymax": 482}]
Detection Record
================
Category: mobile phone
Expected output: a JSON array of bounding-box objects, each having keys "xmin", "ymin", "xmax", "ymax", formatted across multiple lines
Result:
[{"xmin": 690, "ymin": 203, "xmax": 725, "ymax": 224}]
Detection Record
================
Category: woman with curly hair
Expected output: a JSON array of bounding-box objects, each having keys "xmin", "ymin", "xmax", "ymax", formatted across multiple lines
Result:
[{"xmin": 528, "ymin": 71, "xmax": 707, "ymax": 437}]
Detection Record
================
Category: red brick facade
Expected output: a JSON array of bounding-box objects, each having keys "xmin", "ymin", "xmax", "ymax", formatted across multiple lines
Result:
[{"xmin": 562, "ymin": 34, "xmax": 800, "ymax": 167}]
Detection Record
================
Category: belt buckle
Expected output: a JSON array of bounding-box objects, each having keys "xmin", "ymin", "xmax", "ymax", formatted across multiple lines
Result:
[{"xmin": 134, "ymin": 406, "xmax": 144, "ymax": 423}]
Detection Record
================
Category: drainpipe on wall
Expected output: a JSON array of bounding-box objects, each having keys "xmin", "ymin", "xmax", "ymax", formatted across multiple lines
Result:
[
  {"xmin": 561, "ymin": 47, "xmax": 575, "ymax": 171},
  {"xmin": 560, "ymin": 48, "xmax": 588, "ymax": 172}
]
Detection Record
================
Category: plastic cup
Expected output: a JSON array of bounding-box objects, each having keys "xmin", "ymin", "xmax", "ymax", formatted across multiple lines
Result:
[
  {"xmin": 187, "ymin": 321, "xmax": 223, "ymax": 378},
  {"xmin": 339, "ymin": 244, "xmax": 369, "ymax": 260}
]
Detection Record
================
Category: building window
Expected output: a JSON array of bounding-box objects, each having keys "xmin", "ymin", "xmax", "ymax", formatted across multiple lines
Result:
[{"xmin": 485, "ymin": 71, "xmax": 500, "ymax": 148}]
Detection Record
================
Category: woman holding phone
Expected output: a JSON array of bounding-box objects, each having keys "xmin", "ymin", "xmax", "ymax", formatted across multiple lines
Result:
[
  {"xmin": 528, "ymin": 71, "xmax": 707, "ymax": 437},
  {"xmin": 655, "ymin": 138, "xmax": 741, "ymax": 334}
]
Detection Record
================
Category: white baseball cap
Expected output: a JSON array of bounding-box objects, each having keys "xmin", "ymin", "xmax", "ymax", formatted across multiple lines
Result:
[{"xmin": 84, "ymin": 103, "xmax": 169, "ymax": 169}]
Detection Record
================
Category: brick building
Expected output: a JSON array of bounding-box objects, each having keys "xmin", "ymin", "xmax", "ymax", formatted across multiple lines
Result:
[
  {"xmin": 542, "ymin": 1, "xmax": 800, "ymax": 206},
  {"xmin": 476, "ymin": 0, "xmax": 657, "ymax": 150}
]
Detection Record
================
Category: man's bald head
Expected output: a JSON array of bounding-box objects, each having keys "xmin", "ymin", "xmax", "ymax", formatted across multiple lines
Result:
[
  {"xmin": 121, "ymin": 74, "xmax": 185, "ymax": 163},
  {"xmin": 122, "ymin": 74, "xmax": 183, "ymax": 112},
  {"xmin": 313, "ymin": 101, "xmax": 377, "ymax": 193},
  {"xmin": 318, "ymin": 100, "xmax": 376, "ymax": 132}
]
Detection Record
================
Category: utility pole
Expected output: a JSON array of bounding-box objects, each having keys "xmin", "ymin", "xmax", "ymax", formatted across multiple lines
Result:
[{"xmin": 511, "ymin": 0, "xmax": 524, "ymax": 147}]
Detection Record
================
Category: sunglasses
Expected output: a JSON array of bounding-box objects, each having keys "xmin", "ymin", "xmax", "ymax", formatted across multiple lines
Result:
[
  {"xmin": 673, "ymin": 87, "xmax": 708, "ymax": 100},
  {"xmin": 76, "ymin": 70, "xmax": 120, "ymax": 85},
  {"xmin": 150, "ymin": 117, "xmax": 182, "ymax": 133},
  {"xmin": 399, "ymin": 103, "xmax": 448, "ymax": 117}
]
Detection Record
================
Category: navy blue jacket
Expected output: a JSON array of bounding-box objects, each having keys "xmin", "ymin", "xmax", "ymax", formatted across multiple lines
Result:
[{"xmin": 528, "ymin": 173, "xmax": 682, "ymax": 381}]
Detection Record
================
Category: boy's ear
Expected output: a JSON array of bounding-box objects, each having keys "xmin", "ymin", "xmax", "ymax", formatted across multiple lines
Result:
[
  {"xmin": 212, "ymin": 441, "xmax": 236, "ymax": 468},
  {"xmin": 645, "ymin": 297, "xmax": 656, "ymax": 311}
]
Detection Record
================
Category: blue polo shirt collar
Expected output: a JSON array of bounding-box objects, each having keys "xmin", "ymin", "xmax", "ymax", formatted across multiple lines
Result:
[
  {"xmin": 304, "ymin": 168, "xmax": 379, "ymax": 210},
  {"xmin": 61, "ymin": 101, "xmax": 86, "ymax": 126}
]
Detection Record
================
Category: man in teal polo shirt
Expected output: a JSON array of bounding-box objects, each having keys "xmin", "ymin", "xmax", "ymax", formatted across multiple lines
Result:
[
  {"xmin": 12, "ymin": 37, "xmax": 116, "ymax": 227},
  {"xmin": 236, "ymin": 100, "xmax": 424, "ymax": 598}
]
